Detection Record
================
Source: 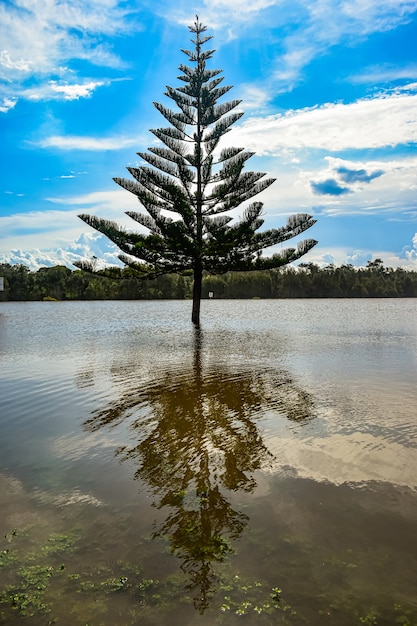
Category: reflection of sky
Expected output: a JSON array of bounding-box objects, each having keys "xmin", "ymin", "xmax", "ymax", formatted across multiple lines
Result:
[
  {"xmin": 266, "ymin": 431, "xmax": 416, "ymax": 488},
  {"xmin": 50, "ymin": 432, "xmax": 120, "ymax": 462}
]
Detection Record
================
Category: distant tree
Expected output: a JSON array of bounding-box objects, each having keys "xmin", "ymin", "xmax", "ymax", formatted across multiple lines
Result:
[
  {"xmin": 81, "ymin": 18, "xmax": 317, "ymax": 323},
  {"xmin": 35, "ymin": 265, "xmax": 72, "ymax": 300},
  {"xmin": 0, "ymin": 263, "xmax": 31, "ymax": 300}
]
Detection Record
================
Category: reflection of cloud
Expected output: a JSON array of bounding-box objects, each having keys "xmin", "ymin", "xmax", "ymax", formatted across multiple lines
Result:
[
  {"xmin": 50, "ymin": 432, "xmax": 119, "ymax": 462},
  {"xmin": 32, "ymin": 486, "xmax": 104, "ymax": 507},
  {"xmin": 266, "ymin": 433, "xmax": 417, "ymax": 488},
  {"xmin": 53, "ymin": 489, "xmax": 104, "ymax": 507}
]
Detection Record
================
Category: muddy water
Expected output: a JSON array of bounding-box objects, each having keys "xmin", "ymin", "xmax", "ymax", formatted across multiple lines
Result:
[{"xmin": 1, "ymin": 299, "xmax": 416, "ymax": 625}]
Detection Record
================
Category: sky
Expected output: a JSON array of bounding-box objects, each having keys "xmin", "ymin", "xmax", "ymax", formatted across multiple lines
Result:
[{"xmin": 1, "ymin": 0, "xmax": 417, "ymax": 272}]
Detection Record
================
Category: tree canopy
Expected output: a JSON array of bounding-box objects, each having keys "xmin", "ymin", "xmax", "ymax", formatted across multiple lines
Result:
[{"xmin": 75, "ymin": 17, "xmax": 317, "ymax": 324}]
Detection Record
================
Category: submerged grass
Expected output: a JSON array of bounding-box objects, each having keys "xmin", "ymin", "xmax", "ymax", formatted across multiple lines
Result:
[
  {"xmin": 0, "ymin": 526, "xmax": 295, "ymax": 625},
  {"xmin": 1, "ymin": 524, "xmax": 417, "ymax": 626}
]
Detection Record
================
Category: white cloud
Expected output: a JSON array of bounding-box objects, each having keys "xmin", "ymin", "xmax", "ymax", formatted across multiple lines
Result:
[
  {"xmin": 206, "ymin": 0, "xmax": 276, "ymax": 10},
  {"xmin": 0, "ymin": 96, "xmax": 17, "ymax": 113},
  {"xmin": 400, "ymin": 232, "xmax": 417, "ymax": 263},
  {"xmin": 339, "ymin": 0, "xmax": 417, "ymax": 32},
  {"xmin": 0, "ymin": 231, "xmax": 122, "ymax": 272},
  {"xmin": 346, "ymin": 250, "xmax": 373, "ymax": 265},
  {"xmin": 304, "ymin": 242, "xmax": 417, "ymax": 270},
  {"xmin": 224, "ymin": 90, "xmax": 417, "ymax": 154},
  {"xmin": 0, "ymin": 50, "xmax": 30, "ymax": 71},
  {"xmin": 170, "ymin": 0, "xmax": 279, "ymax": 31},
  {"xmin": 0, "ymin": 190, "xmax": 140, "ymax": 255},
  {"xmin": 303, "ymin": 155, "xmax": 417, "ymax": 215},
  {"xmin": 45, "ymin": 189, "xmax": 130, "ymax": 209},
  {"xmin": 166, "ymin": 0, "xmax": 417, "ymax": 91},
  {"xmin": 271, "ymin": 0, "xmax": 417, "ymax": 89},
  {"xmin": 35, "ymin": 134, "xmax": 140, "ymax": 151},
  {"xmin": 1, "ymin": 187, "xmax": 417, "ymax": 271},
  {"xmin": 16, "ymin": 80, "xmax": 108, "ymax": 103},
  {"xmin": 0, "ymin": 0, "xmax": 141, "ymax": 107},
  {"xmin": 0, "ymin": 0, "xmax": 138, "ymax": 77},
  {"xmin": 350, "ymin": 64, "xmax": 417, "ymax": 84},
  {"xmin": 208, "ymin": 150, "xmax": 417, "ymax": 241},
  {"xmin": 2, "ymin": 0, "xmax": 416, "ymax": 111},
  {"xmin": 236, "ymin": 85, "xmax": 271, "ymax": 111},
  {"xmin": 50, "ymin": 81, "xmax": 105, "ymax": 100},
  {"xmin": 273, "ymin": 44, "xmax": 317, "ymax": 86}
]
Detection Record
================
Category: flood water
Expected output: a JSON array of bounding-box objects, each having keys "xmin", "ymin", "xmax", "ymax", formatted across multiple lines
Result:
[{"xmin": 0, "ymin": 299, "xmax": 416, "ymax": 625}]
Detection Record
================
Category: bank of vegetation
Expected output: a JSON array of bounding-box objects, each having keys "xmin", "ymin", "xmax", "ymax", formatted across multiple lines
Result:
[{"xmin": 1, "ymin": 259, "xmax": 417, "ymax": 302}]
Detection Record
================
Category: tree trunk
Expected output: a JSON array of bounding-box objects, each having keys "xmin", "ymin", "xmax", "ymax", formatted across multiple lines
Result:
[{"xmin": 192, "ymin": 262, "xmax": 202, "ymax": 325}]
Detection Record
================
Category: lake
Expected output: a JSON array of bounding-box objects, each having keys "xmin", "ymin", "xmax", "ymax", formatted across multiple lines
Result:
[{"xmin": 0, "ymin": 299, "xmax": 416, "ymax": 625}]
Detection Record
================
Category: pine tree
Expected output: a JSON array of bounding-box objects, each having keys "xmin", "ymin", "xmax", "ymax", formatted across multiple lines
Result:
[{"xmin": 76, "ymin": 17, "xmax": 317, "ymax": 325}]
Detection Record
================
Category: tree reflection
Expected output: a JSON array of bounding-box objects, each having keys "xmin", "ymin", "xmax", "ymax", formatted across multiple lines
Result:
[{"xmin": 83, "ymin": 328, "xmax": 315, "ymax": 611}]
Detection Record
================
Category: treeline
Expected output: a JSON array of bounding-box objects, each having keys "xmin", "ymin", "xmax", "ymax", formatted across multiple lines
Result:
[{"xmin": 1, "ymin": 259, "xmax": 417, "ymax": 301}]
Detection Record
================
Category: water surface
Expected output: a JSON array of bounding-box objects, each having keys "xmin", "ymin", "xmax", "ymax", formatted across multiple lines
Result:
[{"xmin": 0, "ymin": 300, "xmax": 416, "ymax": 625}]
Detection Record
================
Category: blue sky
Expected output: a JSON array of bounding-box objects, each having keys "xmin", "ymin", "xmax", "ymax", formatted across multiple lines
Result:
[{"xmin": 1, "ymin": 0, "xmax": 417, "ymax": 271}]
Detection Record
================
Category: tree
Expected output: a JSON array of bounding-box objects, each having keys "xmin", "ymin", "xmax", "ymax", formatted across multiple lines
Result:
[{"xmin": 75, "ymin": 17, "xmax": 317, "ymax": 325}]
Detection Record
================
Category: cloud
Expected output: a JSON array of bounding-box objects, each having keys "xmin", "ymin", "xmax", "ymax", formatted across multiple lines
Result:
[
  {"xmin": 310, "ymin": 162, "xmax": 386, "ymax": 196},
  {"xmin": 270, "ymin": 0, "xmax": 417, "ymax": 90},
  {"xmin": 0, "ymin": 0, "xmax": 139, "ymax": 77},
  {"xmin": 170, "ymin": 0, "xmax": 278, "ymax": 29},
  {"xmin": 0, "ymin": 49, "xmax": 30, "ymax": 72},
  {"xmin": 0, "ymin": 0, "xmax": 142, "ymax": 107},
  {"xmin": 310, "ymin": 178, "xmax": 350, "ymax": 196},
  {"xmin": 168, "ymin": 0, "xmax": 417, "ymax": 91},
  {"xmin": 0, "ymin": 232, "xmax": 123, "ymax": 272},
  {"xmin": 2, "ymin": 0, "xmax": 416, "ymax": 111},
  {"xmin": 35, "ymin": 134, "xmax": 140, "ymax": 151},
  {"xmin": 236, "ymin": 85, "xmax": 271, "ymax": 111},
  {"xmin": 16, "ymin": 80, "xmax": 109, "ymax": 102},
  {"xmin": 252, "ymin": 152, "xmax": 417, "ymax": 223},
  {"xmin": 339, "ymin": 0, "xmax": 417, "ymax": 33},
  {"xmin": 304, "ymin": 155, "xmax": 417, "ymax": 212},
  {"xmin": 0, "ymin": 96, "xmax": 17, "ymax": 113},
  {"xmin": 399, "ymin": 232, "xmax": 417, "ymax": 262},
  {"xmin": 0, "ymin": 192, "xmax": 135, "ymax": 248},
  {"xmin": 346, "ymin": 250, "xmax": 373, "ymax": 266},
  {"xmin": 350, "ymin": 64, "xmax": 417, "ymax": 84},
  {"xmin": 166, "ymin": 0, "xmax": 417, "ymax": 34},
  {"xmin": 46, "ymin": 185, "xmax": 133, "ymax": 210},
  {"xmin": 223, "ymin": 89, "xmax": 417, "ymax": 154},
  {"xmin": 304, "ymin": 241, "xmax": 417, "ymax": 270},
  {"xmin": 50, "ymin": 81, "xmax": 106, "ymax": 100}
]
